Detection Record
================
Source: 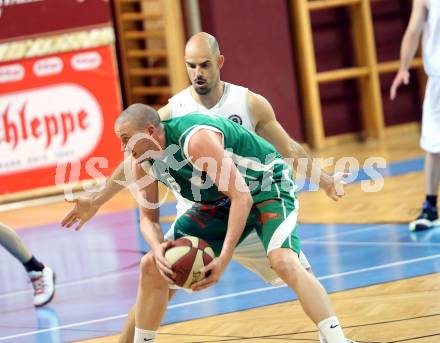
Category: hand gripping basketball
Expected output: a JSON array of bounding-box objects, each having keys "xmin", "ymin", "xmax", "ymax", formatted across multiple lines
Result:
[{"xmin": 164, "ymin": 236, "xmax": 215, "ymax": 289}]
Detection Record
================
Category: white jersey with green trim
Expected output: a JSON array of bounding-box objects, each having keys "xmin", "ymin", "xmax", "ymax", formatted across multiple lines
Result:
[{"xmin": 168, "ymin": 82, "xmax": 254, "ymax": 216}]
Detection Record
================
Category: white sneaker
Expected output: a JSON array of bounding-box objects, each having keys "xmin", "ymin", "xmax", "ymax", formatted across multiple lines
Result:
[{"xmin": 29, "ymin": 266, "xmax": 56, "ymax": 307}]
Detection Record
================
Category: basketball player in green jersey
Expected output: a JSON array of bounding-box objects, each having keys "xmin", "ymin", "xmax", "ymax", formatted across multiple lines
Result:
[
  {"xmin": 62, "ymin": 33, "xmax": 347, "ymax": 343},
  {"xmin": 115, "ymin": 104, "xmax": 357, "ymax": 343}
]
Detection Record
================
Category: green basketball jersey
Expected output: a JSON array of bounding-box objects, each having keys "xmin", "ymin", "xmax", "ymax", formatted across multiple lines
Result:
[{"xmin": 145, "ymin": 114, "xmax": 297, "ymax": 204}]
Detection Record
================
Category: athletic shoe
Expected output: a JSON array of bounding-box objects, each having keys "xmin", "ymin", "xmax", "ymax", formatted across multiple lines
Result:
[
  {"xmin": 29, "ymin": 266, "xmax": 56, "ymax": 307},
  {"xmin": 409, "ymin": 202, "xmax": 439, "ymax": 232}
]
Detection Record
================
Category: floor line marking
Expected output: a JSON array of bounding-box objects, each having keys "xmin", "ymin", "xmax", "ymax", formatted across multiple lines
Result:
[
  {"xmin": 304, "ymin": 223, "xmax": 393, "ymax": 241},
  {"xmin": 302, "ymin": 241, "xmax": 440, "ymax": 247}
]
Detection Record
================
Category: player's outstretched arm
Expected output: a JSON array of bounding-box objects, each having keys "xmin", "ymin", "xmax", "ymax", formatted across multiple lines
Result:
[
  {"xmin": 61, "ymin": 158, "xmax": 128, "ymax": 231},
  {"xmin": 390, "ymin": 0, "xmax": 427, "ymax": 100},
  {"xmin": 249, "ymin": 92, "xmax": 346, "ymax": 201},
  {"xmin": 61, "ymin": 105, "xmax": 171, "ymax": 231},
  {"xmin": 187, "ymin": 129, "xmax": 253, "ymax": 291}
]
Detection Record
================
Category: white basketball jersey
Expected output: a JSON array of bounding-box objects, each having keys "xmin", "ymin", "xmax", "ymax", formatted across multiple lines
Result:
[
  {"xmin": 168, "ymin": 82, "xmax": 254, "ymax": 216},
  {"xmin": 169, "ymin": 82, "xmax": 254, "ymax": 131},
  {"xmin": 423, "ymin": 0, "xmax": 440, "ymax": 76}
]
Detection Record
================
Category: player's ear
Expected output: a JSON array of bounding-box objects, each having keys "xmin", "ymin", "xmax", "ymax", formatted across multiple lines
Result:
[
  {"xmin": 218, "ymin": 55, "xmax": 224, "ymax": 70},
  {"xmin": 146, "ymin": 125, "xmax": 155, "ymax": 135}
]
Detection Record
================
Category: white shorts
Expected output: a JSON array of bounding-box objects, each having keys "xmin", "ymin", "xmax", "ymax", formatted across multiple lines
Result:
[
  {"xmin": 165, "ymin": 222, "xmax": 312, "ymax": 287},
  {"xmin": 421, "ymin": 76, "xmax": 440, "ymax": 153}
]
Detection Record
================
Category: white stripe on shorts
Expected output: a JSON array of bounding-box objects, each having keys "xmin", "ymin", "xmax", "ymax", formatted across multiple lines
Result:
[{"xmin": 267, "ymin": 203, "xmax": 299, "ymax": 255}]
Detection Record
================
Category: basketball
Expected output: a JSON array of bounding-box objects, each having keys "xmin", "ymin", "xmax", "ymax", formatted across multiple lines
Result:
[{"xmin": 164, "ymin": 236, "xmax": 215, "ymax": 288}]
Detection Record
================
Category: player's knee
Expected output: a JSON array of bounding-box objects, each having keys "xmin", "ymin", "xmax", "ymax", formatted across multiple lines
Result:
[
  {"xmin": 269, "ymin": 250, "xmax": 303, "ymax": 281},
  {"xmin": 139, "ymin": 253, "xmax": 159, "ymax": 280},
  {"xmin": 271, "ymin": 259, "xmax": 300, "ymax": 280}
]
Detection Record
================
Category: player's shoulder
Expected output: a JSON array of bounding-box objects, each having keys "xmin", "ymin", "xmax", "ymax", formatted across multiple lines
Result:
[
  {"xmin": 226, "ymin": 81, "xmax": 248, "ymax": 93},
  {"xmin": 246, "ymin": 90, "xmax": 273, "ymax": 115},
  {"xmin": 187, "ymin": 127, "xmax": 223, "ymax": 156},
  {"xmin": 247, "ymin": 90, "xmax": 267, "ymax": 104}
]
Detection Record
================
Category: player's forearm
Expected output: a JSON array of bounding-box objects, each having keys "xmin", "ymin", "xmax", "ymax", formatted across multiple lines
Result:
[
  {"xmin": 220, "ymin": 193, "xmax": 253, "ymax": 260},
  {"xmin": 285, "ymin": 139, "xmax": 332, "ymax": 186},
  {"xmin": 91, "ymin": 160, "xmax": 126, "ymax": 206},
  {"xmin": 399, "ymin": 29, "xmax": 422, "ymax": 71},
  {"xmin": 140, "ymin": 218, "xmax": 163, "ymax": 250}
]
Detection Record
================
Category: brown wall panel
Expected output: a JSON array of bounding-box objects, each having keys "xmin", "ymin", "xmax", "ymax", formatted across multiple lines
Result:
[
  {"xmin": 311, "ymin": 8, "xmax": 356, "ymax": 72},
  {"xmin": 371, "ymin": 0, "xmax": 421, "ymax": 126},
  {"xmin": 199, "ymin": 0, "xmax": 304, "ymax": 141},
  {"xmin": 310, "ymin": 7, "xmax": 362, "ymax": 136},
  {"xmin": 319, "ymin": 80, "xmax": 362, "ymax": 136}
]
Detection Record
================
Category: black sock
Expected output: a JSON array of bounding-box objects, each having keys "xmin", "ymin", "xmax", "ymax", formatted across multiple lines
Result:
[
  {"xmin": 426, "ymin": 195, "xmax": 438, "ymax": 208},
  {"xmin": 23, "ymin": 256, "xmax": 44, "ymax": 273}
]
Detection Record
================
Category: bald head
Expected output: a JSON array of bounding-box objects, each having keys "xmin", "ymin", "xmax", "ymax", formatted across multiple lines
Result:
[
  {"xmin": 185, "ymin": 32, "xmax": 220, "ymax": 58},
  {"xmin": 116, "ymin": 103, "xmax": 160, "ymax": 130},
  {"xmin": 115, "ymin": 104, "xmax": 165, "ymax": 160},
  {"xmin": 184, "ymin": 32, "xmax": 224, "ymax": 95}
]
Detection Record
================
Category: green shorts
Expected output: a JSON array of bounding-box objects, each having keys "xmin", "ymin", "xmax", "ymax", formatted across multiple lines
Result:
[{"xmin": 173, "ymin": 194, "xmax": 300, "ymax": 257}]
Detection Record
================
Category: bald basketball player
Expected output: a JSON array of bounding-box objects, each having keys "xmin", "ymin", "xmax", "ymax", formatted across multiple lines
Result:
[
  {"xmin": 0, "ymin": 222, "xmax": 55, "ymax": 307},
  {"xmin": 390, "ymin": 0, "xmax": 440, "ymax": 231},
  {"xmin": 62, "ymin": 33, "xmax": 348, "ymax": 343}
]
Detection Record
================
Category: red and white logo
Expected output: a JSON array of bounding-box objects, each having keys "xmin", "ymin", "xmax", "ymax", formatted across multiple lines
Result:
[
  {"xmin": 0, "ymin": 64, "xmax": 25, "ymax": 83},
  {"xmin": 0, "ymin": 83, "xmax": 103, "ymax": 175},
  {"xmin": 33, "ymin": 57, "xmax": 63, "ymax": 77},
  {"xmin": 71, "ymin": 51, "xmax": 102, "ymax": 71}
]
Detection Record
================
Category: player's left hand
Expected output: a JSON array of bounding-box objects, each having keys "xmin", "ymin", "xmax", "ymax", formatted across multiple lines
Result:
[
  {"xmin": 321, "ymin": 172, "xmax": 349, "ymax": 201},
  {"xmin": 191, "ymin": 256, "xmax": 229, "ymax": 291}
]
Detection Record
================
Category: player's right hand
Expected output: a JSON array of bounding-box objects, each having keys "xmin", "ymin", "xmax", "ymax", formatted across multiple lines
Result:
[
  {"xmin": 152, "ymin": 241, "xmax": 175, "ymax": 284},
  {"xmin": 61, "ymin": 197, "xmax": 100, "ymax": 231},
  {"xmin": 390, "ymin": 70, "xmax": 410, "ymax": 100},
  {"xmin": 191, "ymin": 255, "xmax": 229, "ymax": 291}
]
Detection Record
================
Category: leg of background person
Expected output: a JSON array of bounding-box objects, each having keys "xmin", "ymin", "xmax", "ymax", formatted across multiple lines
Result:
[
  {"xmin": 0, "ymin": 222, "xmax": 43, "ymax": 272},
  {"xmin": 425, "ymin": 152, "xmax": 440, "ymax": 198},
  {"xmin": 0, "ymin": 222, "xmax": 55, "ymax": 307}
]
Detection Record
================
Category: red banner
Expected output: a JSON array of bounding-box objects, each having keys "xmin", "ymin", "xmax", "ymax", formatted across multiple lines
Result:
[
  {"xmin": 0, "ymin": 0, "xmax": 112, "ymax": 43},
  {"xmin": 0, "ymin": 45, "xmax": 122, "ymax": 195}
]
